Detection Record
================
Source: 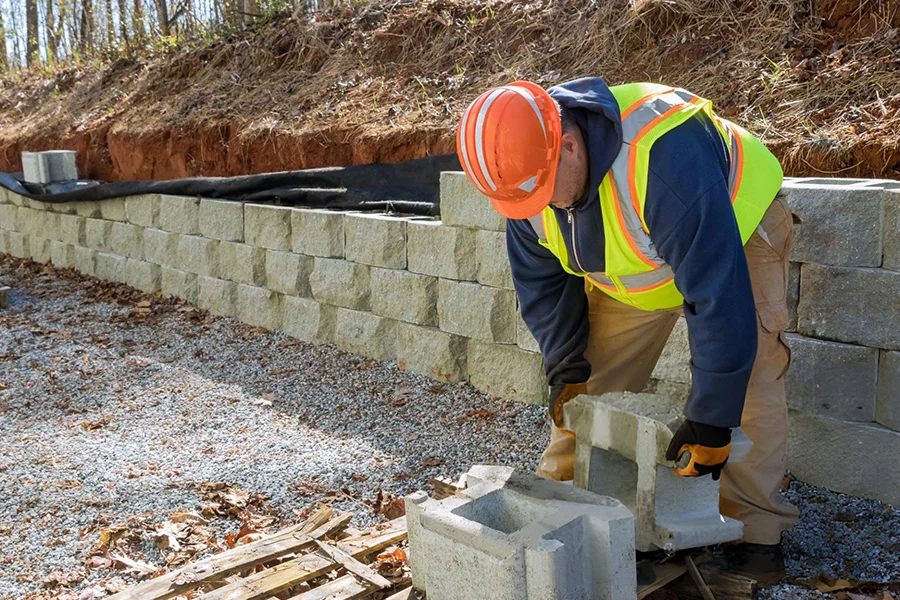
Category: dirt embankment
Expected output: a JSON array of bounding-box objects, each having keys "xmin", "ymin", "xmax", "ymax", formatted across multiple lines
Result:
[{"xmin": 0, "ymin": 0, "xmax": 898, "ymax": 182}]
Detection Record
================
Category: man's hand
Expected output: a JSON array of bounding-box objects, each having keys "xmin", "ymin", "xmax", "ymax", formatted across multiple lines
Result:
[
  {"xmin": 665, "ymin": 420, "xmax": 732, "ymax": 480},
  {"xmin": 548, "ymin": 382, "xmax": 588, "ymax": 428}
]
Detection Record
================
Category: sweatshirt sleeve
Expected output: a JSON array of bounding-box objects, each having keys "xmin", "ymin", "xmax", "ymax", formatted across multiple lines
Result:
[
  {"xmin": 645, "ymin": 115, "xmax": 758, "ymax": 428},
  {"xmin": 506, "ymin": 218, "xmax": 592, "ymax": 386}
]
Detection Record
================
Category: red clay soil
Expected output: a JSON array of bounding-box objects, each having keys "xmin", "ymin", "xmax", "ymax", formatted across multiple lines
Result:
[{"xmin": 0, "ymin": 0, "xmax": 897, "ymax": 182}]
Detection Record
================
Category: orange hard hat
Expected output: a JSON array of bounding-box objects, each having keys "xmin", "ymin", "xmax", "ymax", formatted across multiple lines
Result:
[{"xmin": 456, "ymin": 81, "xmax": 561, "ymax": 220}]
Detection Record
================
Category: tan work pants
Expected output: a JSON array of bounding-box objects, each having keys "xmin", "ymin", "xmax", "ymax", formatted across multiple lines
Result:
[{"xmin": 536, "ymin": 195, "xmax": 800, "ymax": 544}]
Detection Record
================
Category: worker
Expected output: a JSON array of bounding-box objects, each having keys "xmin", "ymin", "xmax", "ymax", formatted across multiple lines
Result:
[{"xmin": 455, "ymin": 78, "xmax": 799, "ymax": 582}]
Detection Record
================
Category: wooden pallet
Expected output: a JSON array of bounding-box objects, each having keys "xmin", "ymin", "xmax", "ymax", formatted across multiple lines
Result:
[{"xmin": 107, "ymin": 507, "xmax": 412, "ymax": 600}]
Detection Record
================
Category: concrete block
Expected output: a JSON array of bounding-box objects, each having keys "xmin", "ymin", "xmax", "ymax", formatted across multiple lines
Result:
[
  {"xmin": 0, "ymin": 230, "xmax": 8, "ymax": 254},
  {"xmin": 309, "ymin": 258, "xmax": 370, "ymax": 310},
  {"xmin": 200, "ymin": 199, "xmax": 244, "ymax": 242},
  {"xmin": 291, "ymin": 208, "xmax": 344, "ymax": 258},
  {"xmin": 28, "ymin": 236, "xmax": 51, "ymax": 264},
  {"xmin": 282, "ymin": 297, "xmax": 337, "ymax": 345},
  {"xmin": 0, "ymin": 188, "xmax": 7, "ymax": 203},
  {"xmin": 99, "ymin": 198, "xmax": 127, "ymax": 222},
  {"xmin": 371, "ymin": 268, "xmax": 437, "ymax": 326},
  {"xmin": 516, "ymin": 310, "xmax": 540, "ymax": 353},
  {"xmin": 58, "ymin": 214, "xmax": 86, "ymax": 246},
  {"xmin": 244, "ymin": 204, "xmax": 291, "ymax": 250},
  {"xmin": 397, "ymin": 323, "xmax": 467, "ymax": 383},
  {"xmin": 50, "ymin": 241, "xmax": 73, "ymax": 268},
  {"xmin": 161, "ymin": 267, "xmax": 198, "ymax": 303},
  {"xmin": 344, "ymin": 213, "xmax": 407, "ymax": 268},
  {"xmin": 14, "ymin": 207, "xmax": 39, "ymax": 236},
  {"xmin": 475, "ymin": 230, "xmax": 514, "ymax": 289},
  {"xmin": 787, "ymin": 262, "xmax": 800, "ymax": 332},
  {"xmin": 784, "ymin": 334, "xmax": 878, "ymax": 421},
  {"xmin": 651, "ymin": 316, "xmax": 691, "ymax": 384},
  {"xmin": 237, "ymin": 285, "xmax": 283, "ymax": 330},
  {"xmin": 143, "ymin": 228, "xmax": 179, "ymax": 266},
  {"xmin": 159, "ymin": 195, "xmax": 200, "ymax": 234},
  {"xmin": 73, "ymin": 246, "xmax": 97, "ymax": 276},
  {"xmin": 405, "ymin": 465, "xmax": 635, "ymax": 600},
  {"xmin": 47, "ymin": 201, "xmax": 77, "ymax": 214},
  {"xmin": 95, "ymin": 252, "xmax": 127, "ymax": 283},
  {"xmin": 198, "ymin": 277, "xmax": 238, "ymax": 318},
  {"xmin": 7, "ymin": 232, "xmax": 26, "ymax": 258},
  {"xmin": 108, "ymin": 222, "xmax": 144, "ymax": 260},
  {"xmin": 877, "ymin": 351, "xmax": 900, "ymax": 431},
  {"xmin": 0, "ymin": 205, "xmax": 16, "ymax": 230},
  {"xmin": 73, "ymin": 201, "xmax": 103, "ymax": 218},
  {"xmin": 788, "ymin": 411, "xmax": 900, "ymax": 506},
  {"xmin": 335, "ymin": 308, "xmax": 396, "ymax": 361},
  {"xmin": 265, "ymin": 250, "xmax": 313, "ymax": 297},
  {"xmin": 467, "ymin": 340, "xmax": 547, "ymax": 404},
  {"xmin": 85, "ymin": 218, "xmax": 112, "ymax": 251},
  {"xmin": 886, "ymin": 190, "xmax": 900, "ymax": 271},
  {"xmin": 407, "ymin": 220, "xmax": 477, "ymax": 281},
  {"xmin": 798, "ymin": 264, "xmax": 900, "ymax": 350},
  {"xmin": 218, "ymin": 242, "xmax": 266, "ymax": 286},
  {"xmin": 126, "ymin": 260, "xmax": 161, "ymax": 294},
  {"xmin": 564, "ymin": 392, "xmax": 753, "ymax": 551},
  {"xmin": 781, "ymin": 181, "xmax": 884, "ymax": 267},
  {"xmin": 440, "ymin": 172, "xmax": 506, "ymax": 232},
  {"xmin": 438, "ymin": 279, "xmax": 516, "ymax": 343},
  {"xmin": 125, "ymin": 194, "xmax": 161, "ymax": 228},
  {"xmin": 177, "ymin": 235, "xmax": 220, "ymax": 277},
  {"xmin": 22, "ymin": 150, "xmax": 78, "ymax": 183}
]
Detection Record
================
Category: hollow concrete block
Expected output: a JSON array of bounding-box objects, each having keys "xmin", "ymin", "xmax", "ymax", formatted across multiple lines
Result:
[
  {"xmin": 282, "ymin": 297, "xmax": 337, "ymax": 345},
  {"xmin": 371, "ymin": 268, "xmax": 437, "ymax": 326},
  {"xmin": 405, "ymin": 465, "xmax": 635, "ymax": 600},
  {"xmin": 200, "ymin": 198, "xmax": 244, "ymax": 242},
  {"xmin": 407, "ymin": 220, "xmax": 477, "ymax": 281},
  {"xmin": 344, "ymin": 213, "xmax": 408, "ymax": 269},
  {"xmin": 244, "ymin": 204, "xmax": 292, "ymax": 251},
  {"xmin": 159, "ymin": 195, "xmax": 201, "ymax": 235},
  {"xmin": 126, "ymin": 259, "xmax": 161, "ymax": 294},
  {"xmin": 162, "ymin": 267, "xmax": 198, "ymax": 303},
  {"xmin": 265, "ymin": 250, "xmax": 313, "ymax": 297},
  {"xmin": 198, "ymin": 276, "xmax": 238, "ymax": 318},
  {"xmin": 563, "ymin": 392, "xmax": 752, "ymax": 551},
  {"xmin": 440, "ymin": 172, "xmax": 506, "ymax": 232},
  {"xmin": 334, "ymin": 308, "xmax": 397, "ymax": 362},
  {"xmin": 396, "ymin": 323, "xmax": 467, "ymax": 383},
  {"xmin": 437, "ymin": 279, "xmax": 516, "ymax": 343},
  {"xmin": 22, "ymin": 150, "xmax": 78, "ymax": 183},
  {"xmin": 291, "ymin": 208, "xmax": 345, "ymax": 258},
  {"xmin": 125, "ymin": 194, "xmax": 161, "ymax": 228},
  {"xmin": 237, "ymin": 285, "xmax": 283, "ymax": 330},
  {"xmin": 218, "ymin": 242, "xmax": 266, "ymax": 286}
]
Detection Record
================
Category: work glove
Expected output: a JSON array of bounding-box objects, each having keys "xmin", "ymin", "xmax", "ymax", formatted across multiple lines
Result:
[
  {"xmin": 665, "ymin": 420, "xmax": 732, "ymax": 480},
  {"xmin": 548, "ymin": 382, "xmax": 588, "ymax": 428}
]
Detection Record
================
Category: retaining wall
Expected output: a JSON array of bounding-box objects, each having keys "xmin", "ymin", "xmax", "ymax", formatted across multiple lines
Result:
[{"xmin": 0, "ymin": 174, "xmax": 898, "ymax": 506}]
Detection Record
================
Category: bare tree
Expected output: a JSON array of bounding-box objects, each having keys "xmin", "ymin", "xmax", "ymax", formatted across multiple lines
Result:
[
  {"xmin": 0, "ymin": 9, "xmax": 8, "ymax": 71},
  {"xmin": 80, "ymin": 0, "xmax": 95, "ymax": 53},
  {"xmin": 132, "ymin": 0, "xmax": 144, "ymax": 42},
  {"xmin": 117, "ymin": 0, "xmax": 129, "ymax": 42},
  {"xmin": 26, "ymin": 0, "xmax": 40, "ymax": 66},
  {"xmin": 105, "ymin": 0, "xmax": 115, "ymax": 48},
  {"xmin": 46, "ymin": 0, "xmax": 59, "ymax": 62},
  {"xmin": 154, "ymin": 0, "xmax": 169, "ymax": 36}
]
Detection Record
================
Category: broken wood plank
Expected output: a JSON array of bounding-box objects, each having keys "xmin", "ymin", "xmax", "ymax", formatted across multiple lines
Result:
[
  {"xmin": 336, "ymin": 517, "xmax": 407, "ymax": 559},
  {"xmin": 637, "ymin": 560, "xmax": 688, "ymax": 599},
  {"xmin": 685, "ymin": 555, "xmax": 716, "ymax": 600},
  {"xmin": 382, "ymin": 587, "xmax": 415, "ymax": 600},
  {"xmin": 666, "ymin": 569, "xmax": 758, "ymax": 600},
  {"xmin": 315, "ymin": 541, "xmax": 391, "ymax": 589},
  {"xmin": 286, "ymin": 574, "xmax": 372, "ymax": 600}
]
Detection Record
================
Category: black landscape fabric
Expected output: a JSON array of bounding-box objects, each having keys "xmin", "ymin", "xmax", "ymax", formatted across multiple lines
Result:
[{"xmin": 0, "ymin": 153, "xmax": 462, "ymax": 217}]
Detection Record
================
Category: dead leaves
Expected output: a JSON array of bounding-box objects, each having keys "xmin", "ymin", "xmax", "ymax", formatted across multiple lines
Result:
[
  {"xmin": 370, "ymin": 490, "xmax": 406, "ymax": 521},
  {"xmin": 373, "ymin": 546, "xmax": 411, "ymax": 586},
  {"xmin": 42, "ymin": 568, "xmax": 86, "ymax": 587},
  {"xmin": 152, "ymin": 512, "xmax": 215, "ymax": 565}
]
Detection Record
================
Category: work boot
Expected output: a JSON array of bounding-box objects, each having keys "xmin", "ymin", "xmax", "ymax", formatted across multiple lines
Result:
[{"xmin": 716, "ymin": 542, "xmax": 786, "ymax": 587}]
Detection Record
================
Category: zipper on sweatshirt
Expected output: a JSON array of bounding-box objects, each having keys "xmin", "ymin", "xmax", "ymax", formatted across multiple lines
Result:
[{"xmin": 567, "ymin": 208, "xmax": 587, "ymax": 273}]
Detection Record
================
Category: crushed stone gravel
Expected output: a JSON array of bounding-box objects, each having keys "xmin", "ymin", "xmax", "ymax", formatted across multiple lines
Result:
[{"xmin": 0, "ymin": 256, "xmax": 897, "ymax": 600}]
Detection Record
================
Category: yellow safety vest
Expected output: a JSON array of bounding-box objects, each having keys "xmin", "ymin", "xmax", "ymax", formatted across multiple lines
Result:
[{"xmin": 527, "ymin": 83, "xmax": 783, "ymax": 311}]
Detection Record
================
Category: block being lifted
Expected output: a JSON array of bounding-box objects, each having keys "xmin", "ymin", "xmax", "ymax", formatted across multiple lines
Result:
[
  {"xmin": 22, "ymin": 150, "xmax": 78, "ymax": 184},
  {"xmin": 563, "ymin": 392, "xmax": 753, "ymax": 552},
  {"xmin": 406, "ymin": 465, "xmax": 636, "ymax": 600}
]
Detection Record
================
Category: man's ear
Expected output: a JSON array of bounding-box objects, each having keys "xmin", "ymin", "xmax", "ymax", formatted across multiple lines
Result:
[{"xmin": 560, "ymin": 132, "xmax": 579, "ymax": 157}]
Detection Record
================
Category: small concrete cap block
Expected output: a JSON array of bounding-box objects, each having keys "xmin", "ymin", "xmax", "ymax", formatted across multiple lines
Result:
[
  {"xmin": 563, "ymin": 392, "xmax": 753, "ymax": 552},
  {"xmin": 22, "ymin": 151, "xmax": 78, "ymax": 184},
  {"xmin": 405, "ymin": 465, "xmax": 636, "ymax": 600}
]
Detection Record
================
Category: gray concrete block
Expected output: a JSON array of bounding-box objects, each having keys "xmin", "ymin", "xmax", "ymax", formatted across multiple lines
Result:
[
  {"xmin": 218, "ymin": 242, "xmax": 266, "ymax": 286},
  {"xmin": 885, "ymin": 190, "xmax": 900, "ymax": 271},
  {"xmin": 126, "ymin": 259, "xmax": 161, "ymax": 294},
  {"xmin": 309, "ymin": 258, "xmax": 370, "ymax": 310},
  {"xmin": 161, "ymin": 267, "xmax": 198, "ymax": 303},
  {"xmin": 200, "ymin": 199, "xmax": 244, "ymax": 242},
  {"xmin": 28, "ymin": 236, "xmax": 51, "ymax": 264},
  {"xmin": 0, "ymin": 188, "xmax": 7, "ymax": 203},
  {"xmin": 47, "ymin": 201, "xmax": 77, "ymax": 215},
  {"xmin": 0, "ymin": 205, "xmax": 16, "ymax": 230},
  {"xmin": 58, "ymin": 214, "xmax": 86, "ymax": 246},
  {"xmin": 467, "ymin": 340, "xmax": 547, "ymax": 404},
  {"xmin": 99, "ymin": 198, "xmax": 127, "ymax": 222},
  {"xmin": 877, "ymin": 351, "xmax": 900, "ymax": 431},
  {"xmin": 787, "ymin": 262, "xmax": 800, "ymax": 332},
  {"xmin": 125, "ymin": 194, "xmax": 161, "ymax": 228},
  {"xmin": 73, "ymin": 201, "xmax": 103, "ymax": 218},
  {"xmin": 198, "ymin": 276, "xmax": 238, "ymax": 318},
  {"xmin": 516, "ymin": 310, "xmax": 540, "ymax": 353},
  {"xmin": 177, "ymin": 235, "xmax": 220, "ymax": 277},
  {"xmin": 406, "ymin": 465, "xmax": 636, "ymax": 600},
  {"xmin": 397, "ymin": 323, "xmax": 467, "ymax": 383},
  {"xmin": 50, "ymin": 241, "xmax": 73, "ymax": 268},
  {"xmin": 437, "ymin": 279, "xmax": 516, "ymax": 343},
  {"xmin": 73, "ymin": 246, "xmax": 96, "ymax": 276},
  {"xmin": 244, "ymin": 204, "xmax": 291, "ymax": 250},
  {"xmin": 159, "ymin": 195, "xmax": 200, "ymax": 234},
  {"xmin": 781, "ymin": 181, "xmax": 884, "ymax": 267},
  {"xmin": 0, "ymin": 230, "xmax": 8, "ymax": 254},
  {"xmin": 22, "ymin": 150, "xmax": 77, "ymax": 183},
  {"xmin": 784, "ymin": 334, "xmax": 878, "ymax": 421},
  {"xmin": 440, "ymin": 172, "xmax": 506, "ymax": 232},
  {"xmin": 108, "ymin": 222, "xmax": 144, "ymax": 260},
  {"xmin": 651, "ymin": 316, "xmax": 691, "ymax": 384},
  {"xmin": 798, "ymin": 264, "xmax": 900, "ymax": 350},
  {"xmin": 371, "ymin": 268, "xmax": 437, "ymax": 326},
  {"xmin": 282, "ymin": 297, "xmax": 336, "ymax": 345},
  {"xmin": 335, "ymin": 308, "xmax": 397, "ymax": 361},
  {"xmin": 95, "ymin": 252, "xmax": 127, "ymax": 283},
  {"xmin": 407, "ymin": 220, "xmax": 477, "ymax": 281},
  {"xmin": 291, "ymin": 208, "xmax": 344, "ymax": 258},
  {"xmin": 7, "ymin": 232, "xmax": 26, "ymax": 258},
  {"xmin": 265, "ymin": 250, "xmax": 313, "ymax": 297},
  {"xmin": 237, "ymin": 285, "xmax": 283, "ymax": 330},
  {"xmin": 344, "ymin": 213, "xmax": 407, "ymax": 268},
  {"xmin": 565, "ymin": 393, "xmax": 752, "ymax": 551},
  {"xmin": 143, "ymin": 228, "xmax": 179, "ymax": 266},
  {"xmin": 85, "ymin": 218, "xmax": 112, "ymax": 251},
  {"xmin": 475, "ymin": 230, "xmax": 513, "ymax": 289},
  {"xmin": 14, "ymin": 207, "xmax": 38, "ymax": 236},
  {"xmin": 788, "ymin": 411, "xmax": 900, "ymax": 506}
]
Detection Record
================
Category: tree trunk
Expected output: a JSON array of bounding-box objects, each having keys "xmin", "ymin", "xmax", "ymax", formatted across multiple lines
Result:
[
  {"xmin": 81, "ymin": 0, "xmax": 95, "ymax": 53},
  {"xmin": 105, "ymin": 0, "xmax": 115, "ymax": 48},
  {"xmin": 0, "ymin": 10, "xmax": 8, "ymax": 71},
  {"xmin": 154, "ymin": 0, "xmax": 169, "ymax": 36},
  {"xmin": 46, "ymin": 0, "xmax": 59, "ymax": 62},
  {"xmin": 26, "ymin": 0, "xmax": 40, "ymax": 66},
  {"xmin": 243, "ymin": 0, "xmax": 258, "ymax": 25},
  {"xmin": 132, "ymin": 0, "xmax": 144, "ymax": 41},
  {"xmin": 117, "ymin": 0, "xmax": 129, "ymax": 42}
]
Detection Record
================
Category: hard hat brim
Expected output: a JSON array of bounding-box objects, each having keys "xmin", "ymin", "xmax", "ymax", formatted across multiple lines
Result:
[{"xmin": 487, "ymin": 158, "xmax": 558, "ymax": 220}]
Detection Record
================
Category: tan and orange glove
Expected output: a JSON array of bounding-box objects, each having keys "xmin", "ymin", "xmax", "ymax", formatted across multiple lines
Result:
[
  {"xmin": 665, "ymin": 420, "xmax": 732, "ymax": 480},
  {"xmin": 548, "ymin": 382, "xmax": 588, "ymax": 428}
]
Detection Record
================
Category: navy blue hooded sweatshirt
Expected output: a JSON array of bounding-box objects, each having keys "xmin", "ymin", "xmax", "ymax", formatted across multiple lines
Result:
[{"xmin": 507, "ymin": 77, "xmax": 759, "ymax": 429}]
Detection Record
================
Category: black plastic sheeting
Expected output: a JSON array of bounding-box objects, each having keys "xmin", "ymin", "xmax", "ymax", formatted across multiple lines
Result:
[{"xmin": 0, "ymin": 153, "xmax": 462, "ymax": 217}]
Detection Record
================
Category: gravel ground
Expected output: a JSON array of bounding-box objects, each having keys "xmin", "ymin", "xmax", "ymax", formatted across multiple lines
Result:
[{"xmin": 1, "ymin": 256, "xmax": 897, "ymax": 600}]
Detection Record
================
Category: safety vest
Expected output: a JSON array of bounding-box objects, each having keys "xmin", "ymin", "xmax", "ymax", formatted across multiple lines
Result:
[{"xmin": 527, "ymin": 83, "xmax": 783, "ymax": 311}]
